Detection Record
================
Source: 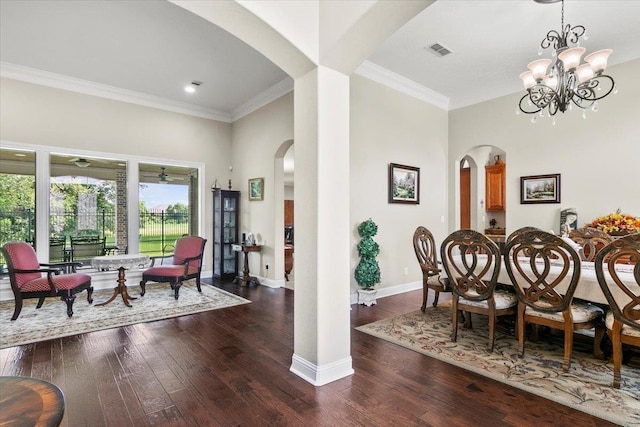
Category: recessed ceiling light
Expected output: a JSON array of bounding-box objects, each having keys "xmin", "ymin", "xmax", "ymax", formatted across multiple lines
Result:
[{"xmin": 184, "ymin": 80, "xmax": 202, "ymax": 93}]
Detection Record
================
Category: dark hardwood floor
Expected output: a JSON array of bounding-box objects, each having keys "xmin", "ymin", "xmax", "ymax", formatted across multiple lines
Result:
[{"xmin": 0, "ymin": 280, "xmax": 611, "ymax": 426}]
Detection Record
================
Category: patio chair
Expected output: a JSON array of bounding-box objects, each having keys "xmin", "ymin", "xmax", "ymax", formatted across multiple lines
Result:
[
  {"xmin": 1, "ymin": 241, "xmax": 93, "ymax": 320},
  {"xmin": 140, "ymin": 236, "xmax": 207, "ymax": 300},
  {"xmin": 70, "ymin": 236, "xmax": 106, "ymax": 263}
]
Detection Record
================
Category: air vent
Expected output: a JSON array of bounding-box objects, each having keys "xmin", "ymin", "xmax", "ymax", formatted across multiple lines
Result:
[
  {"xmin": 425, "ymin": 42, "xmax": 453, "ymax": 57},
  {"xmin": 191, "ymin": 80, "xmax": 202, "ymax": 86}
]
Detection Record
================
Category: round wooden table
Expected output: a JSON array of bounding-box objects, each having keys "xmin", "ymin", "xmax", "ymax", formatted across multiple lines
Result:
[{"xmin": 0, "ymin": 376, "xmax": 65, "ymax": 427}]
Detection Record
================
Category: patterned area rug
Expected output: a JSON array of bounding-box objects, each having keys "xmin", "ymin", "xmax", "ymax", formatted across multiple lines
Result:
[
  {"xmin": 356, "ymin": 307, "xmax": 640, "ymax": 426},
  {"xmin": 0, "ymin": 281, "xmax": 250, "ymax": 349}
]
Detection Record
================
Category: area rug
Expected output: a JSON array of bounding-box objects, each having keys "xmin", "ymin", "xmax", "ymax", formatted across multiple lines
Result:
[
  {"xmin": 356, "ymin": 307, "xmax": 640, "ymax": 426},
  {"xmin": 0, "ymin": 281, "xmax": 250, "ymax": 349}
]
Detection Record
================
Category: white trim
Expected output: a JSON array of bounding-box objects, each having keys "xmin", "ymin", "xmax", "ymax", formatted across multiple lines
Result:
[
  {"xmin": 0, "ymin": 62, "xmax": 232, "ymax": 122},
  {"xmin": 256, "ymin": 276, "xmax": 285, "ymax": 288},
  {"xmin": 230, "ymin": 77, "xmax": 294, "ymax": 122},
  {"xmin": 1, "ymin": 61, "xmax": 295, "ymax": 124},
  {"xmin": 354, "ymin": 60, "xmax": 450, "ymax": 111},
  {"xmin": 290, "ymin": 354, "xmax": 354, "ymax": 386},
  {"xmin": 350, "ymin": 280, "xmax": 422, "ymax": 305}
]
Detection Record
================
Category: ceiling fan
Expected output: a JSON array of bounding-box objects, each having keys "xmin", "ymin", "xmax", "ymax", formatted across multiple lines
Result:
[
  {"xmin": 155, "ymin": 167, "xmax": 185, "ymax": 184},
  {"xmin": 68, "ymin": 157, "xmax": 110, "ymax": 168},
  {"xmin": 68, "ymin": 157, "xmax": 92, "ymax": 168}
]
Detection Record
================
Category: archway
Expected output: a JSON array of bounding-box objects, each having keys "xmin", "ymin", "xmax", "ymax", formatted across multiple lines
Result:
[
  {"xmin": 457, "ymin": 146, "xmax": 507, "ymax": 234},
  {"xmin": 273, "ymin": 139, "xmax": 294, "ymax": 288}
]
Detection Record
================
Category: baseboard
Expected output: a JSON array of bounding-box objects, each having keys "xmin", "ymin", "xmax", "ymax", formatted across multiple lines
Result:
[
  {"xmin": 257, "ymin": 276, "xmax": 286, "ymax": 288},
  {"xmin": 290, "ymin": 353, "xmax": 354, "ymax": 386},
  {"xmin": 350, "ymin": 280, "xmax": 422, "ymax": 305}
]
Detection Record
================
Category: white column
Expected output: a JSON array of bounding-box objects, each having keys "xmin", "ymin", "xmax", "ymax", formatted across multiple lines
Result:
[{"xmin": 290, "ymin": 66, "xmax": 353, "ymax": 385}]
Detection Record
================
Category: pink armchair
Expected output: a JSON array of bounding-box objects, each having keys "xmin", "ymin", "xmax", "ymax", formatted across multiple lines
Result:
[
  {"xmin": 140, "ymin": 236, "xmax": 207, "ymax": 300},
  {"xmin": 1, "ymin": 242, "xmax": 93, "ymax": 320}
]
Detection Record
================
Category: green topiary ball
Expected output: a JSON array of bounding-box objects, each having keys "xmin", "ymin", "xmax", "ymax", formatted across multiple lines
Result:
[{"xmin": 358, "ymin": 218, "xmax": 378, "ymax": 238}]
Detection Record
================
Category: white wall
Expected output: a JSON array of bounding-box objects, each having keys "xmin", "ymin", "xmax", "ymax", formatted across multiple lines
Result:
[
  {"xmin": 230, "ymin": 92, "xmax": 294, "ymax": 281},
  {"xmin": 0, "ymin": 77, "xmax": 233, "ymax": 268},
  {"xmin": 350, "ymin": 75, "xmax": 449, "ymax": 293},
  {"xmin": 449, "ymin": 59, "xmax": 640, "ymax": 234}
]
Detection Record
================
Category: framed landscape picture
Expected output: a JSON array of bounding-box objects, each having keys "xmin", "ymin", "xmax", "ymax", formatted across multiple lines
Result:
[
  {"xmin": 520, "ymin": 173, "xmax": 561, "ymax": 204},
  {"xmin": 388, "ymin": 163, "xmax": 420, "ymax": 204},
  {"xmin": 248, "ymin": 177, "xmax": 264, "ymax": 201}
]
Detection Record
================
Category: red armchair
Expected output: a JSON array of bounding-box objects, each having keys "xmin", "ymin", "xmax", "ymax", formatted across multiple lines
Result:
[
  {"xmin": 1, "ymin": 242, "xmax": 93, "ymax": 320},
  {"xmin": 140, "ymin": 236, "xmax": 207, "ymax": 300}
]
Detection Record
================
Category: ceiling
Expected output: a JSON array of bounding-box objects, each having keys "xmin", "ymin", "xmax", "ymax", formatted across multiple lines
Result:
[{"xmin": 1, "ymin": 0, "xmax": 639, "ymax": 116}]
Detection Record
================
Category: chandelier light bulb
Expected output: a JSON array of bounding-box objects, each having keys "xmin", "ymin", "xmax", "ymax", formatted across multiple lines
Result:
[
  {"xmin": 527, "ymin": 59, "xmax": 552, "ymax": 80},
  {"xmin": 519, "ymin": 71, "xmax": 536, "ymax": 89},
  {"xmin": 584, "ymin": 49, "xmax": 613, "ymax": 73},
  {"xmin": 613, "ymin": 86, "xmax": 619, "ymax": 95},
  {"xmin": 557, "ymin": 47, "xmax": 585, "ymax": 71},
  {"xmin": 575, "ymin": 64, "xmax": 594, "ymax": 84}
]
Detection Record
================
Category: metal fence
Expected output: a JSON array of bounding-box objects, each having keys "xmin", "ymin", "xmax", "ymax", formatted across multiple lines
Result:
[{"xmin": 0, "ymin": 208, "xmax": 190, "ymax": 268}]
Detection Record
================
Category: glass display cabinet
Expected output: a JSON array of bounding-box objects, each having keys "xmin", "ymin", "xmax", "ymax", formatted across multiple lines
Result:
[{"xmin": 212, "ymin": 189, "xmax": 240, "ymax": 279}]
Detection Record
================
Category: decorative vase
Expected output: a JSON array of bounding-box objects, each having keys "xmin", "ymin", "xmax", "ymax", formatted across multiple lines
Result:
[{"xmin": 357, "ymin": 289, "xmax": 378, "ymax": 307}]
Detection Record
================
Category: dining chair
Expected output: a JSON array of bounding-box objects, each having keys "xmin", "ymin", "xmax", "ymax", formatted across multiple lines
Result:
[
  {"xmin": 413, "ymin": 226, "xmax": 450, "ymax": 312},
  {"xmin": 569, "ymin": 227, "xmax": 612, "ymax": 261},
  {"xmin": 1, "ymin": 242, "xmax": 93, "ymax": 320},
  {"xmin": 504, "ymin": 229, "xmax": 605, "ymax": 372},
  {"xmin": 506, "ymin": 226, "xmax": 541, "ymax": 244},
  {"xmin": 440, "ymin": 229, "xmax": 517, "ymax": 351},
  {"xmin": 594, "ymin": 234, "xmax": 640, "ymax": 388},
  {"xmin": 140, "ymin": 236, "xmax": 207, "ymax": 300}
]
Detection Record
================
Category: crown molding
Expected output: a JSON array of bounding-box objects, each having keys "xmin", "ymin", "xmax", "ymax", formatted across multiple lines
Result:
[
  {"xmin": 230, "ymin": 77, "xmax": 294, "ymax": 122},
  {"xmin": 355, "ymin": 60, "xmax": 449, "ymax": 111},
  {"xmin": 0, "ymin": 61, "xmax": 232, "ymax": 122}
]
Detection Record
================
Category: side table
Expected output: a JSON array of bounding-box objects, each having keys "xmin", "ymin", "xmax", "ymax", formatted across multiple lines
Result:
[
  {"xmin": 234, "ymin": 244, "xmax": 261, "ymax": 286},
  {"xmin": 91, "ymin": 254, "xmax": 150, "ymax": 307}
]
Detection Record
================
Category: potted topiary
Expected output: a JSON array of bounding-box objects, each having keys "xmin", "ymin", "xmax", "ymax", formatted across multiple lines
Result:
[{"xmin": 355, "ymin": 218, "xmax": 381, "ymax": 306}]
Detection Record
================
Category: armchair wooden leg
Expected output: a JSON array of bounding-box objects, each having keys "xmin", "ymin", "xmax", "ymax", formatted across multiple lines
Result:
[
  {"xmin": 61, "ymin": 292, "xmax": 76, "ymax": 317},
  {"xmin": 86, "ymin": 287, "xmax": 94, "ymax": 304},
  {"xmin": 140, "ymin": 281, "xmax": 146, "ymax": 296},
  {"xmin": 11, "ymin": 299, "xmax": 23, "ymax": 321},
  {"xmin": 432, "ymin": 290, "xmax": 440, "ymax": 307},
  {"xmin": 36, "ymin": 297, "xmax": 46, "ymax": 309}
]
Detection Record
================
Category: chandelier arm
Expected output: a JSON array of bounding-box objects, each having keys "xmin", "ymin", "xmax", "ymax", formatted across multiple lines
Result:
[
  {"xmin": 574, "ymin": 75, "xmax": 616, "ymax": 102},
  {"xmin": 518, "ymin": 93, "xmax": 542, "ymax": 114}
]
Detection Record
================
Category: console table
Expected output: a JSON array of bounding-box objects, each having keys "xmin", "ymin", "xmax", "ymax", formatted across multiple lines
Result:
[
  {"xmin": 234, "ymin": 244, "xmax": 261, "ymax": 286},
  {"xmin": 91, "ymin": 254, "xmax": 150, "ymax": 307}
]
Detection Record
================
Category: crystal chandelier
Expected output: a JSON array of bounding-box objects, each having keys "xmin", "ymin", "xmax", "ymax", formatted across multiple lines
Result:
[{"xmin": 518, "ymin": 0, "xmax": 616, "ymax": 123}]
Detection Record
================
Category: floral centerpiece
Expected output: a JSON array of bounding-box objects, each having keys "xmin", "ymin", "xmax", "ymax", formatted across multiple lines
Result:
[{"xmin": 589, "ymin": 209, "xmax": 640, "ymax": 235}]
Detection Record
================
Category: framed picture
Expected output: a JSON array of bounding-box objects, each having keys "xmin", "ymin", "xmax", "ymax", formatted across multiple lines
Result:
[
  {"xmin": 520, "ymin": 174, "xmax": 561, "ymax": 204},
  {"xmin": 248, "ymin": 177, "xmax": 264, "ymax": 201},
  {"xmin": 388, "ymin": 163, "xmax": 420, "ymax": 204}
]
